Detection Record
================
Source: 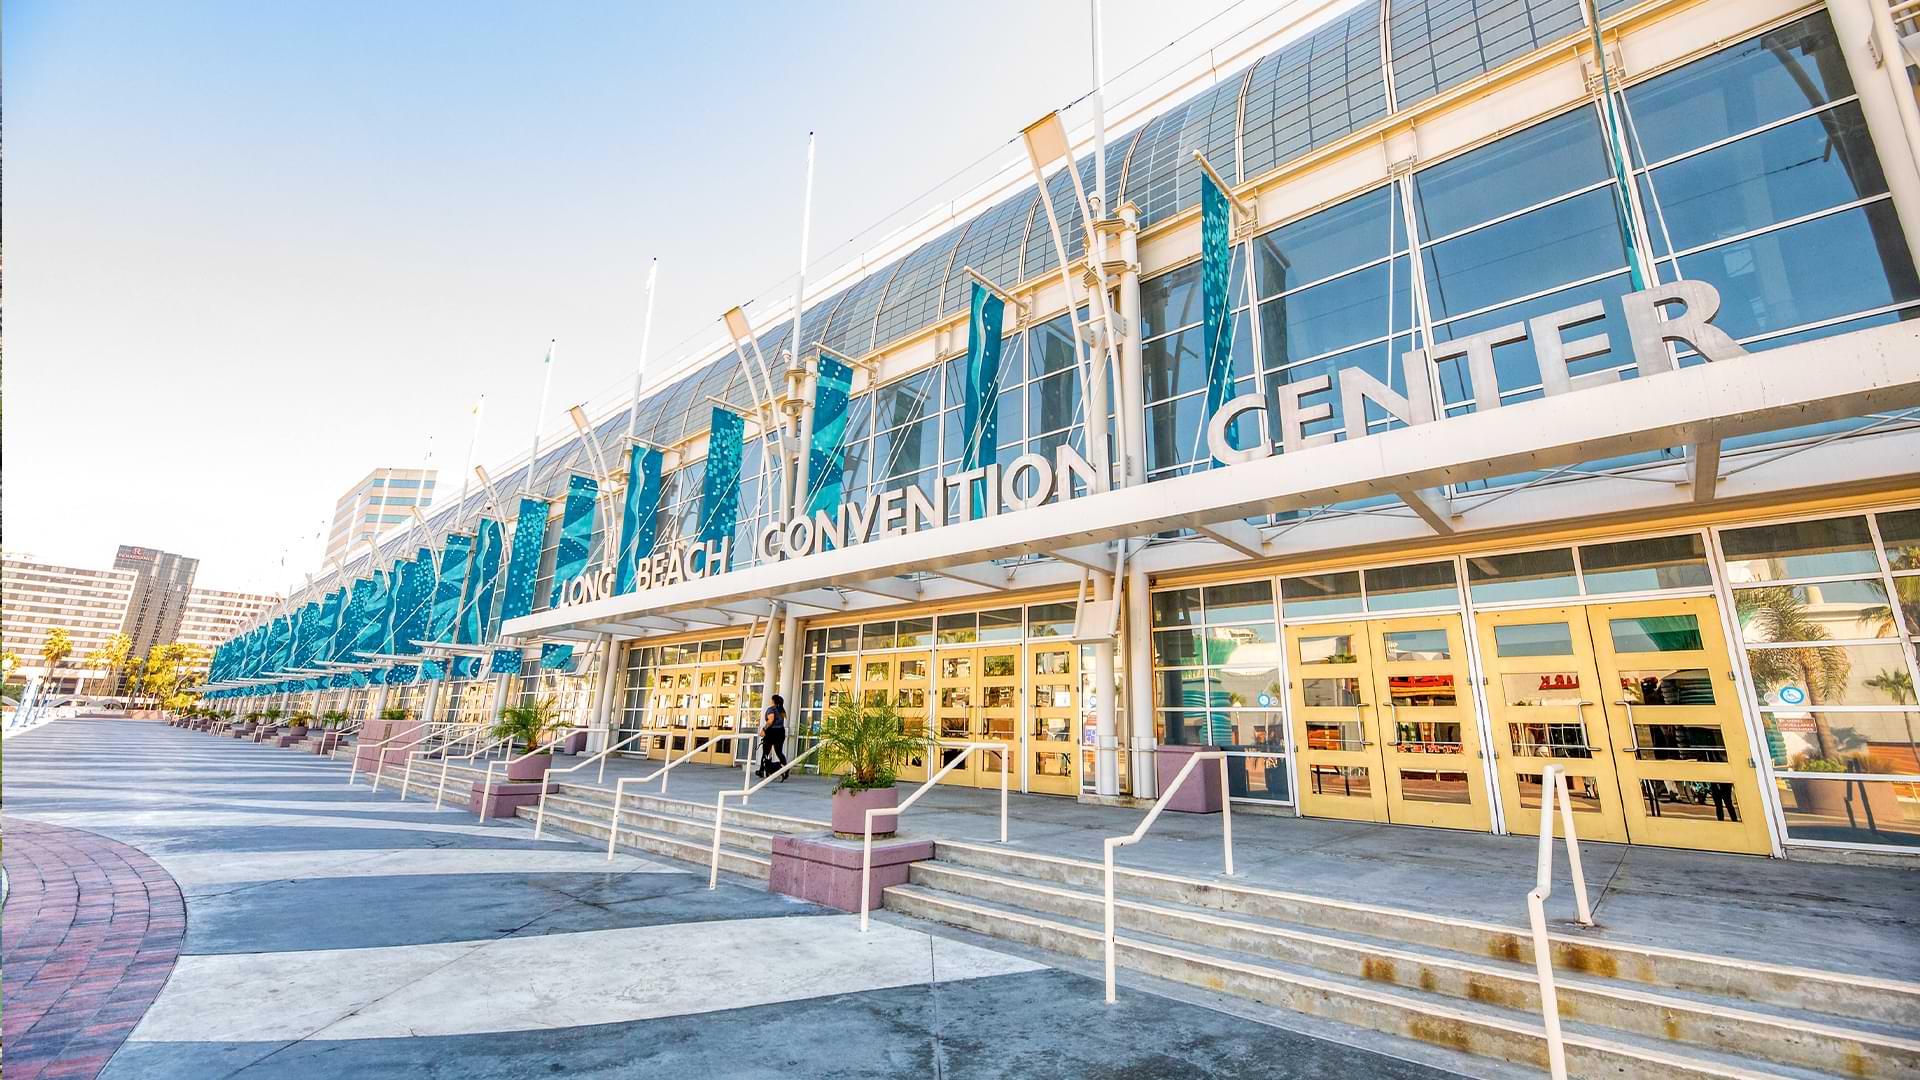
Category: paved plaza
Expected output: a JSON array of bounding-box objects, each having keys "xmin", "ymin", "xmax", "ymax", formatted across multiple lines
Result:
[{"xmin": 2, "ymin": 718, "xmax": 1495, "ymax": 1079}]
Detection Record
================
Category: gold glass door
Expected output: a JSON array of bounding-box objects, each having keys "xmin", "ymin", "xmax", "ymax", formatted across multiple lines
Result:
[
  {"xmin": 935, "ymin": 650, "xmax": 976, "ymax": 787},
  {"xmin": 1587, "ymin": 597, "xmax": 1769, "ymax": 854},
  {"xmin": 1029, "ymin": 643, "xmax": 1078, "ymax": 796},
  {"xmin": 1288, "ymin": 621, "xmax": 1387, "ymax": 822},
  {"xmin": 1369, "ymin": 616, "xmax": 1489, "ymax": 831},
  {"xmin": 975, "ymin": 647, "xmax": 1019, "ymax": 788},
  {"xmin": 888, "ymin": 653, "xmax": 932, "ymax": 783},
  {"xmin": 1474, "ymin": 607, "xmax": 1630, "ymax": 844}
]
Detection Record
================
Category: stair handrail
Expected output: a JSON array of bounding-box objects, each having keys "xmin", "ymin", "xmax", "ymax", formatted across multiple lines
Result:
[
  {"xmin": 347, "ymin": 719, "xmax": 449, "ymax": 783},
  {"xmin": 1527, "ymin": 763, "xmax": 1596, "ymax": 1080},
  {"xmin": 1101, "ymin": 749, "xmax": 1233, "ymax": 1003},
  {"xmin": 601, "ymin": 733, "xmax": 732, "ymax": 858},
  {"xmin": 396, "ymin": 722, "xmax": 494, "ymax": 800},
  {"xmin": 476, "ymin": 725, "xmax": 591, "ymax": 821},
  {"xmin": 704, "ymin": 742, "xmax": 826, "ymax": 883},
  {"xmin": 433, "ymin": 733, "xmax": 516, "ymax": 809},
  {"xmin": 859, "ymin": 740, "xmax": 1009, "ymax": 933},
  {"xmin": 372, "ymin": 722, "xmax": 478, "ymax": 792},
  {"xmin": 532, "ymin": 727, "xmax": 671, "ymax": 839}
]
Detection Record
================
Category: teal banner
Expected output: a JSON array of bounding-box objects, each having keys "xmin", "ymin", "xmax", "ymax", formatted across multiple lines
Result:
[
  {"xmin": 420, "ymin": 658, "xmax": 448, "ymax": 681},
  {"xmin": 539, "ymin": 642, "xmax": 576, "ymax": 671},
  {"xmin": 699, "ymin": 407, "xmax": 743, "ymax": 570},
  {"xmin": 962, "ymin": 283, "xmax": 1005, "ymax": 472},
  {"xmin": 392, "ymin": 550, "xmax": 434, "ymax": 654},
  {"xmin": 501, "ymin": 497, "xmax": 549, "ymax": 620},
  {"xmin": 316, "ymin": 588, "xmax": 344, "ymax": 666},
  {"xmin": 616, "ymin": 444, "xmax": 663, "ymax": 594},
  {"xmin": 806, "ymin": 355, "xmax": 853, "ymax": 516},
  {"xmin": 350, "ymin": 570, "xmax": 389, "ymax": 661},
  {"xmin": 1201, "ymin": 173, "xmax": 1236, "ymax": 438},
  {"xmin": 451, "ymin": 655, "xmax": 482, "ymax": 680},
  {"xmin": 489, "ymin": 647, "xmax": 524, "ymax": 675},
  {"xmin": 431, "ymin": 534, "xmax": 474, "ymax": 643},
  {"xmin": 461, "ymin": 518, "xmax": 504, "ymax": 644},
  {"xmin": 376, "ymin": 558, "xmax": 409, "ymax": 656},
  {"xmin": 549, "ymin": 474, "xmax": 597, "ymax": 607},
  {"xmin": 335, "ymin": 578, "xmax": 375, "ymax": 662}
]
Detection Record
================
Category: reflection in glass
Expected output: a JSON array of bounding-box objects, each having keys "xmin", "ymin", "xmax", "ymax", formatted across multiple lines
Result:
[
  {"xmin": 1394, "ymin": 720, "xmax": 1463, "ymax": 753},
  {"xmin": 1735, "ymin": 580, "xmax": 1898, "ymax": 643},
  {"xmin": 1035, "ymin": 651, "xmax": 1071, "ymax": 676},
  {"xmin": 1494, "ymin": 622, "xmax": 1576, "ymax": 657},
  {"xmin": 897, "ymin": 659, "xmax": 927, "ymax": 680},
  {"xmin": 1281, "ymin": 571, "xmax": 1363, "ymax": 616},
  {"xmin": 896, "ymin": 618, "xmax": 933, "ymax": 648},
  {"xmin": 1303, "ymin": 678, "xmax": 1363, "ymax": 707},
  {"xmin": 1364, "ymin": 562, "xmax": 1459, "ymax": 611},
  {"xmin": 1399, "ymin": 770, "xmax": 1471, "ymax": 803},
  {"xmin": 940, "ymin": 656, "xmax": 972, "ymax": 680},
  {"xmin": 1298, "ymin": 634, "xmax": 1357, "ymax": 664},
  {"xmin": 861, "ymin": 622, "xmax": 896, "ymax": 650},
  {"xmin": 1309, "ymin": 764, "xmax": 1371, "ymax": 797},
  {"xmin": 1468, "ymin": 549, "xmax": 1578, "ymax": 603},
  {"xmin": 1579, "ymin": 534, "xmax": 1712, "ymax": 594},
  {"xmin": 1027, "ymin": 602, "xmax": 1076, "ymax": 639},
  {"xmin": 1720, "ymin": 516, "xmax": 1879, "ymax": 582},
  {"xmin": 980, "ymin": 608, "xmax": 1023, "ymax": 642},
  {"xmin": 983, "ymin": 653, "xmax": 1016, "ymax": 678},
  {"xmin": 1306, "ymin": 720, "xmax": 1365, "ymax": 751},
  {"xmin": 1617, "ymin": 668, "xmax": 1715, "ymax": 705},
  {"xmin": 1878, "ymin": 509, "xmax": 1920, "ymax": 571},
  {"xmin": 1746, "ymin": 643, "xmax": 1917, "ymax": 707},
  {"xmin": 1632, "ymin": 723, "xmax": 1728, "ymax": 761},
  {"xmin": 1152, "ymin": 588, "xmax": 1202, "ymax": 627},
  {"xmin": 1204, "ymin": 580, "xmax": 1276, "ymax": 624},
  {"xmin": 1509, "ymin": 722, "xmax": 1595, "ymax": 758},
  {"xmin": 1609, "ymin": 615, "xmax": 1703, "ymax": 653},
  {"xmin": 1501, "ymin": 671, "xmax": 1586, "ymax": 707},
  {"xmin": 1388, "ymin": 675, "xmax": 1457, "ymax": 707},
  {"xmin": 1383, "ymin": 629, "xmax": 1450, "ymax": 661},
  {"xmin": 1518, "ymin": 772, "xmax": 1604, "ymax": 812},
  {"xmin": 1641, "ymin": 778, "xmax": 1739, "ymax": 821},
  {"xmin": 1776, "ymin": 777, "xmax": 1920, "ymax": 847},
  {"xmin": 937, "ymin": 613, "xmax": 979, "ymax": 645}
]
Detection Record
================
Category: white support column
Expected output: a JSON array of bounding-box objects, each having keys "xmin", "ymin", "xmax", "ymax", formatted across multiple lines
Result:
[
  {"xmin": 419, "ymin": 678, "xmax": 442, "ymax": 728},
  {"xmin": 1829, "ymin": 0, "xmax": 1920, "ymax": 267},
  {"xmin": 369, "ymin": 682, "xmax": 390, "ymax": 721},
  {"xmin": 587, "ymin": 636, "xmax": 618, "ymax": 752},
  {"xmin": 1093, "ymin": 568, "xmax": 1120, "ymax": 797},
  {"xmin": 1115, "ymin": 205, "xmax": 1147, "ymax": 487},
  {"xmin": 778, "ymin": 607, "xmax": 803, "ymax": 717},
  {"xmin": 1125, "ymin": 563, "xmax": 1157, "ymax": 799}
]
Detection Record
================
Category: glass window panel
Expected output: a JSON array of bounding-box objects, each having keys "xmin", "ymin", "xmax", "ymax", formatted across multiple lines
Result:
[
  {"xmin": 1257, "ymin": 260, "xmax": 1412, "ymax": 365},
  {"xmin": 1298, "ymin": 633, "xmax": 1358, "ymax": 664},
  {"xmin": 1579, "ymin": 534, "xmax": 1712, "ymax": 594},
  {"xmin": 1610, "ymin": 616, "xmax": 1705, "ymax": 653},
  {"xmin": 1432, "ymin": 273, "xmax": 1634, "ymax": 404},
  {"xmin": 936, "ymin": 613, "xmax": 978, "ymax": 645},
  {"xmin": 1672, "ymin": 202, "xmax": 1919, "ymax": 342},
  {"xmin": 982, "ymin": 653, "xmax": 1017, "ymax": 678},
  {"xmin": 1631, "ymin": 724, "xmax": 1729, "ymax": 761},
  {"xmin": 1213, "ymin": 666, "xmax": 1282, "ymax": 710},
  {"xmin": 874, "ymin": 418, "xmax": 939, "ymax": 479},
  {"xmin": 1204, "ymin": 581, "xmax": 1276, "ymax": 624},
  {"xmin": 1399, "ymin": 770, "xmax": 1472, "ymax": 803},
  {"xmin": 1281, "ymin": 571, "xmax": 1363, "ymax": 617},
  {"xmin": 1617, "ymin": 667, "xmax": 1716, "ymax": 705},
  {"xmin": 1030, "ymin": 315, "xmax": 1077, "ymax": 378},
  {"xmin": 1643, "ymin": 103, "xmax": 1886, "ymax": 254},
  {"xmin": 1256, "ymin": 187, "xmax": 1400, "ymax": 296},
  {"xmin": 1897, "ymin": 578, "xmax": 1920, "ymax": 639},
  {"xmin": 1139, "ymin": 262, "xmax": 1201, "ymax": 340},
  {"xmin": 860, "ymin": 622, "xmax": 896, "ymax": 651},
  {"xmin": 1414, "ymin": 109, "xmax": 1612, "ymax": 239},
  {"xmin": 1029, "ymin": 370, "xmax": 1082, "ymax": 435},
  {"xmin": 1495, "ymin": 622, "xmax": 1577, "ymax": 658},
  {"xmin": 1302, "ymin": 677, "xmax": 1363, "ymax": 707},
  {"xmin": 1422, "ymin": 188, "xmax": 1627, "ymax": 322},
  {"xmin": 1027, "ymin": 603, "xmax": 1076, "ymax": 640},
  {"xmin": 1735, "ymin": 580, "xmax": 1898, "ymax": 643},
  {"xmin": 827, "ymin": 626, "xmax": 860, "ymax": 654},
  {"xmin": 897, "ymin": 658, "xmax": 927, "ymax": 681},
  {"xmin": 1143, "ymin": 326, "xmax": 1206, "ymax": 402},
  {"xmin": 1877, "ymin": 509, "xmax": 1920, "ymax": 571},
  {"xmin": 1146, "ymin": 394, "xmax": 1210, "ymax": 474},
  {"xmin": 1468, "ymin": 549, "xmax": 1579, "ymax": 603},
  {"xmin": 1388, "ymin": 674, "xmax": 1457, "ymax": 707},
  {"xmin": 1501, "ymin": 671, "xmax": 1589, "ymax": 707},
  {"xmin": 1748, "ymin": 642, "xmax": 1918, "ymax": 706},
  {"xmin": 979, "ymin": 608, "xmax": 1023, "ymax": 643},
  {"xmin": 1382, "ymin": 629, "xmax": 1450, "ymax": 661},
  {"xmin": 1519, "ymin": 772, "xmax": 1606, "ymax": 811},
  {"xmin": 1721, "ymin": 516, "xmax": 1879, "ymax": 581},
  {"xmin": 1152, "ymin": 589, "xmax": 1202, "ymax": 628},
  {"xmin": 896, "ymin": 618, "xmax": 932, "ymax": 649},
  {"xmin": 1155, "ymin": 669, "xmax": 1210, "ymax": 710},
  {"xmin": 1205, "ymin": 624, "xmax": 1279, "ymax": 668},
  {"xmin": 1623, "ymin": 13, "xmax": 1851, "ymax": 165},
  {"xmin": 1765, "ymin": 710, "xmax": 1920, "ymax": 774},
  {"xmin": 1365, "ymin": 561, "xmax": 1458, "ymax": 611},
  {"xmin": 1307, "ymin": 765, "xmax": 1372, "ymax": 796},
  {"xmin": 1776, "ymin": 777, "xmax": 1920, "ymax": 848},
  {"xmin": 872, "ymin": 368, "xmax": 939, "ymax": 430},
  {"xmin": 1640, "ymin": 779, "xmax": 1742, "ymax": 822}
]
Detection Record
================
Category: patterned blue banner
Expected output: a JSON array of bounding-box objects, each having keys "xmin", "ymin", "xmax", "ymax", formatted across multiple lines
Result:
[
  {"xmin": 431, "ymin": 534, "xmax": 474, "ymax": 643},
  {"xmin": 376, "ymin": 558, "xmax": 410, "ymax": 656},
  {"xmin": 1201, "ymin": 173, "xmax": 1237, "ymax": 437},
  {"xmin": 392, "ymin": 550, "xmax": 434, "ymax": 654},
  {"xmin": 350, "ymin": 570, "xmax": 390, "ymax": 661},
  {"xmin": 420, "ymin": 658, "xmax": 448, "ymax": 681},
  {"xmin": 616, "ymin": 444, "xmax": 663, "ymax": 594},
  {"xmin": 700, "ymin": 407, "xmax": 743, "ymax": 571},
  {"xmin": 539, "ymin": 642, "xmax": 576, "ymax": 671},
  {"xmin": 962, "ymin": 283, "xmax": 1005, "ymax": 472},
  {"xmin": 489, "ymin": 647, "xmax": 524, "ymax": 675},
  {"xmin": 501, "ymin": 497, "xmax": 549, "ymax": 621},
  {"xmin": 335, "ymin": 578, "xmax": 373, "ymax": 662},
  {"xmin": 329, "ymin": 672, "xmax": 351, "ymax": 689},
  {"xmin": 461, "ymin": 518, "xmax": 504, "ymax": 644},
  {"xmin": 389, "ymin": 664, "xmax": 419, "ymax": 685},
  {"xmin": 806, "ymin": 355, "xmax": 853, "ymax": 516},
  {"xmin": 451, "ymin": 655, "xmax": 482, "ymax": 680},
  {"xmin": 550, "ymin": 474, "xmax": 598, "ymax": 607},
  {"xmin": 317, "ymin": 588, "xmax": 345, "ymax": 666},
  {"xmin": 366, "ymin": 667, "xmax": 388, "ymax": 685}
]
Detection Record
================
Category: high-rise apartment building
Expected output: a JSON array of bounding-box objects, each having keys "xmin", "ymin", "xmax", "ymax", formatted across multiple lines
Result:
[
  {"xmin": 113, "ymin": 546, "xmax": 200, "ymax": 669},
  {"xmin": 324, "ymin": 468, "xmax": 437, "ymax": 566},
  {"xmin": 1, "ymin": 554, "xmax": 138, "ymax": 694}
]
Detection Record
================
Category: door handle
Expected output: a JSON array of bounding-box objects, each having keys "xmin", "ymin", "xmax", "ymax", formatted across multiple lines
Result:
[
  {"xmin": 1383, "ymin": 700, "xmax": 1399, "ymax": 746},
  {"xmin": 1614, "ymin": 699, "xmax": 1642, "ymax": 753}
]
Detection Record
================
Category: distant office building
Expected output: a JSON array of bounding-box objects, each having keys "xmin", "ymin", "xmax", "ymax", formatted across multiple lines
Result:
[
  {"xmin": 325, "ymin": 468, "xmax": 437, "ymax": 566},
  {"xmin": 1, "ymin": 553, "xmax": 138, "ymax": 694},
  {"xmin": 113, "ymin": 546, "xmax": 200, "ymax": 676},
  {"xmin": 177, "ymin": 587, "xmax": 279, "ymax": 679}
]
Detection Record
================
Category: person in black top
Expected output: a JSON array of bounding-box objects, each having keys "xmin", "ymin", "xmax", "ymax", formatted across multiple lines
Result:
[{"xmin": 758, "ymin": 694, "xmax": 788, "ymax": 780}]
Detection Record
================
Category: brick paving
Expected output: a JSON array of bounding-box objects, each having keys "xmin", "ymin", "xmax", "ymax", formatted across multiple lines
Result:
[{"xmin": 2, "ymin": 818, "xmax": 186, "ymax": 1080}]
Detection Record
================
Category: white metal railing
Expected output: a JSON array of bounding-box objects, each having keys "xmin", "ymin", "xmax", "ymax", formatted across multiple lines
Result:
[
  {"xmin": 532, "ymin": 728, "xmax": 669, "ymax": 839},
  {"xmin": 396, "ymin": 723, "xmax": 493, "ymax": 800},
  {"xmin": 601, "ymin": 734, "xmax": 731, "ymax": 857},
  {"xmin": 349, "ymin": 720, "xmax": 446, "ymax": 784},
  {"xmin": 475, "ymin": 725, "xmax": 590, "ymax": 822},
  {"xmin": 372, "ymin": 723, "xmax": 476, "ymax": 792},
  {"xmin": 859, "ymin": 741, "xmax": 1009, "ymax": 932},
  {"xmin": 1527, "ymin": 764, "xmax": 1595, "ymax": 1080},
  {"xmin": 1102, "ymin": 750, "xmax": 1233, "ymax": 1003},
  {"xmin": 433, "ymin": 734, "xmax": 515, "ymax": 809},
  {"xmin": 705, "ymin": 742, "xmax": 825, "ymax": 885}
]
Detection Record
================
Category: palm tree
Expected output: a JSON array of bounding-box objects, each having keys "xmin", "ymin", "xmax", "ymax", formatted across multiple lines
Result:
[
  {"xmin": 1736, "ymin": 587, "xmax": 1852, "ymax": 763},
  {"xmin": 41, "ymin": 629, "xmax": 75, "ymax": 695}
]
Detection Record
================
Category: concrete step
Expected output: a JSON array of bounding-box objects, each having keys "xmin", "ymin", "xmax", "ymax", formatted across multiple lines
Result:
[
  {"xmin": 533, "ymin": 792, "xmax": 781, "ymax": 854},
  {"xmin": 927, "ymin": 841, "xmax": 1920, "ymax": 1029},
  {"xmin": 550, "ymin": 783, "xmax": 829, "ymax": 838},
  {"xmin": 899, "ymin": 861, "xmax": 1919, "ymax": 1078},
  {"xmin": 516, "ymin": 803, "xmax": 771, "ymax": 880},
  {"xmin": 885, "ymin": 884, "xmax": 1825, "ymax": 1080}
]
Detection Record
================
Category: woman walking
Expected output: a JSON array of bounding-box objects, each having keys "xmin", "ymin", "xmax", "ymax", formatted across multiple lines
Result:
[{"xmin": 757, "ymin": 694, "xmax": 789, "ymax": 780}]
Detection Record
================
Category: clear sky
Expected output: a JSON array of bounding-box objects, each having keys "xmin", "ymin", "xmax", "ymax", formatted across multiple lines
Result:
[{"xmin": 5, "ymin": 0, "xmax": 1258, "ymax": 594}]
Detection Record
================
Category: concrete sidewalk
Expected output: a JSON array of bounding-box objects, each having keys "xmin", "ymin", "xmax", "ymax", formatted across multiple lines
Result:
[{"xmin": 548, "ymin": 752, "xmax": 1920, "ymax": 981}]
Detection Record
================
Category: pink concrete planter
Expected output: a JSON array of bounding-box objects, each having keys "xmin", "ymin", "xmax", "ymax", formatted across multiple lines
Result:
[
  {"xmin": 770, "ymin": 834, "xmax": 933, "ymax": 912},
  {"xmin": 554, "ymin": 730, "xmax": 588, "ymax": 755},
  {"xmin": 468, "ymin": 779, "xmax": 554, "ymax": 818},
  {"xmin": 830, "ymin": 786, "xmax": 900, "ymax": 838},
  {"xmin": 1154, "ymin": 743, "xmax": 1224, "ymax": 813},
  {"xmin": 284, "ymin": 725, "xmax": 309, "ymax": 739},
  {"xmin": 506, "ymin": 753, "xmax": 553, "ymax": 782}
]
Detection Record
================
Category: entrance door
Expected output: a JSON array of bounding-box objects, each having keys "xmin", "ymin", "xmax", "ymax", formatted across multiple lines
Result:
[
  {"xmin": 1028, "ymin": 642, "xmax": 1079, "ymax": 796},
  {"xmin": 934, "ymin": 647, "xmax": 1017, "ymax": 790},
  {"xmin": 648, "ymin": 667, "xmax": 694, "ymax": 760},
  {"xmin": 1287, "ymin": 616, "xmax": 1487, "ymax": 828},
  {"xmin": 1588, "ymin": 597, "xmax": 1769, "ymax": 854},
  {"xmin": 1474, "ymin": 606, "xmax": 1632, "ymax": 844},
  {"xmin": 1289, "ymin": 621, "xmax": 1388, "ymax": 822},
  {"xmin": 880, "ymin": 653, "xmax": 933, "ymax": 783}
]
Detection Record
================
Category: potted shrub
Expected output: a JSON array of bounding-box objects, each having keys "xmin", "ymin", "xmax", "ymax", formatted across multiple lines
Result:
[
  {"xmin": 492, "ymin": 698, "xmax": 563, "ymax": 781},
  {"xmin": 238, "ymin": 710, "xmax": 264, "ymax": 736},
  {"xmin": 817, "ymin": 698, "xmax": 928, "ymax": 839},
  {"xmin": 255, "ymin": 707, "xmax": 285, "ymax": 741},
  {"xmin": 285, "ymin": 712, "xmax": 314, "ymax": 738}
]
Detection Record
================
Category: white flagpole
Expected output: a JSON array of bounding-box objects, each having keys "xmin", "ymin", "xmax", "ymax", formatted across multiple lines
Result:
[
  {"xmin": 458, "ymin": 396, "xmax": 485, "ymax": 528},
  {"xmin": 627, "ymin": 260, "xmax": 660, "ymax": 442},
  {"xmin": 1090, "ymin": 0, "xmax": 1107, "ymax": 220},
  {"xmin": 526, "ymin": 340, "xmax": 556, "ymax": 491},
  {"xmin": 787, "ymin": 131, "xmax": 817, "ymax": 517}
]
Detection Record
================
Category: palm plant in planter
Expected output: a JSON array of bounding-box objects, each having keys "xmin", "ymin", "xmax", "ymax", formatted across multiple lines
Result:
[
  {"xmin": 285, "ymin": 712, "xmax": 315, "ymax": 738},
  {"xmin": 321, "ymin": 710, "xmax": 350, "ymax": 731},
  {"xmin": 817, "ymin": 698, "xmax": 928, "ymax": 838},
  {"xmin": 492, "ymin": 697, "xmax": 563, "ymax": 781},
  {"xmin": 240, "ymin": 710, "xmax": 264, "ymax": 735}
]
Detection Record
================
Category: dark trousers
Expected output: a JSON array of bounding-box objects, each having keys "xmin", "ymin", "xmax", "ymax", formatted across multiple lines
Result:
[{"xmin": 760, "ymin": 728, "xmax": 788, "ymax": 773}]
